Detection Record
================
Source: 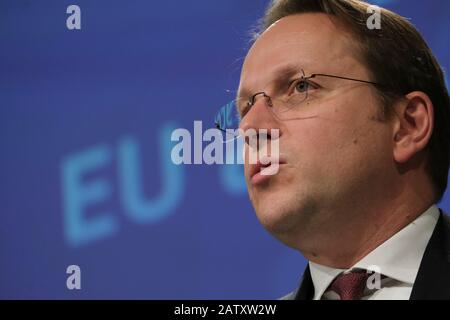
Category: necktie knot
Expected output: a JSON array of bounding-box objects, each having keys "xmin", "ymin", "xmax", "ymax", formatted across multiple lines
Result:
[{"xmin": 327, "ymin": 269, "xmax": 371, "ymax": 300}]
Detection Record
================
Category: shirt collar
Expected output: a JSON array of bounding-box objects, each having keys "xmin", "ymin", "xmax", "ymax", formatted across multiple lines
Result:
[{"xmin": 309, "ymin": 204, "xmax": 440, "ymax": 300}]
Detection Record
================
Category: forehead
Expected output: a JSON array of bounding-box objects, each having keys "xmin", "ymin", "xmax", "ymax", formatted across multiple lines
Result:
[{"xmin": 240, "ymin": 13, "xmax": 364, "ymax": 91}]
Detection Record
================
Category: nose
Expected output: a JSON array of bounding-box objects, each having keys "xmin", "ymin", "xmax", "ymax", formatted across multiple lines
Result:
[{"xmin": 239, "ymin": 92, "xmax": 282, "ymax": 147}]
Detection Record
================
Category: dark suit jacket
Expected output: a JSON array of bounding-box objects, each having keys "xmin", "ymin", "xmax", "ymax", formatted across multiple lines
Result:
[{"xmin": 282, "ymin": 211, "xmax": 450, "ymax": 300}]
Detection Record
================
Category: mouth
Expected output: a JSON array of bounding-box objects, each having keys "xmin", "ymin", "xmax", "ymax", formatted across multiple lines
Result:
[{"xmin": 249, "ymin": 156, "xmax": 286, "ymax": 186}]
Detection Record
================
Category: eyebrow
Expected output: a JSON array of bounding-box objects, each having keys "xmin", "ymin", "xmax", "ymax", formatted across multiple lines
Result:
[{"xmin": 237, "ymin": 63, "xmax": 305, "ymax": 100}]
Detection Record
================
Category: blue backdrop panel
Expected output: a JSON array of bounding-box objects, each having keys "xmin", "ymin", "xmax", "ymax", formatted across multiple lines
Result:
[{"xmin": 1, "ymin": 0, "xmax": 449, "ymax": 299}]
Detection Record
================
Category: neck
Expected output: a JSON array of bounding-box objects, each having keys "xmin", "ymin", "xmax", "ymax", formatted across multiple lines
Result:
[{"xmin": 295, "ymin": 180, "xmax": 435, "ymax": 269}]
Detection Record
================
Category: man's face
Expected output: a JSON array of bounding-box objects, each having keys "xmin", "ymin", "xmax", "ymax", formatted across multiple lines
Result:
[{"xmin": 239, "ymin": 13, "xmax": 396, "ymax": 246}]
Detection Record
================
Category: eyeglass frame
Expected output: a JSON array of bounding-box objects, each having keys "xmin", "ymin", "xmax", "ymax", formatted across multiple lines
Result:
[{"xmin": 215, "ymin": 69, "xmax": 386, "ymax": 133}]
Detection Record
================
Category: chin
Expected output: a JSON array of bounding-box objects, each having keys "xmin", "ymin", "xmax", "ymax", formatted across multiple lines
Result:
[
  {"xmin": 250, "ymin": 187, "xmax": 320, "ymax": 245},
  {"xmin": 253, "ymin": 192, "xmax": 301, "ymax": 231}
]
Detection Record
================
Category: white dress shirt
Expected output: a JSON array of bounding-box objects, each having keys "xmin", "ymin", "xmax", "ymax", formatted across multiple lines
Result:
[{"xmin": 309, "ymin": 204, "xmax": 440, "ymax": 300}]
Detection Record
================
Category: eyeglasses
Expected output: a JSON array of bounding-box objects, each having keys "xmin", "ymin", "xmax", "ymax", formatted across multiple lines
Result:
[{"xmin": 214, "ymin": 70, "xmax": 383, "ymax": 139}]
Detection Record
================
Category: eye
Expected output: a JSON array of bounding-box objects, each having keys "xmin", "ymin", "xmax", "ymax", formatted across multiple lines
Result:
[{"xmin": 295, "ymin": 79, "xmax": 310, "ymax": 93}]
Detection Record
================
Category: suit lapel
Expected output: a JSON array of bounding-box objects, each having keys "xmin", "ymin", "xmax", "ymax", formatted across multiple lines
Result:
[
  {"xmin": 292, "ymin": 211, "xmax": 450, "ymax": 300},
  {"xmin": 294, "ymin": 265, "xmax": 314, "ymax": 300},
  {"xmin": 410, "ymin": 211, "xmax": 450, "ymax": 299}
]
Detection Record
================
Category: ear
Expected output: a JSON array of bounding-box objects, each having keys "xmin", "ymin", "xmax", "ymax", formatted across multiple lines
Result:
[{"xmin": 392, "ymin": 91, "xmax": 434, "ymax": 164}]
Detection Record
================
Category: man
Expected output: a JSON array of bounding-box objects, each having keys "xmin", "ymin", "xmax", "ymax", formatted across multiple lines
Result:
[{"xmin": 216, "ymin": 0, "xmax": 450, "ymax": 299}]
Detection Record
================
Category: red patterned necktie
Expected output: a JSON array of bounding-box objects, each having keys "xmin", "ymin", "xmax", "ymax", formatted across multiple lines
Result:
[{"xmin": 326, "ymin": 270, "xmax": 371, "ymax": 300}]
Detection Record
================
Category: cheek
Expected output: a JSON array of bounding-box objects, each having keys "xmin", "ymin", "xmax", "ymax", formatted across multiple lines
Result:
[
  {"xmin": 285, "ymin": 118, "xmax": 346, "ymax": 157},
  {"xmin": 301, "ymin": 92, "xmax": 384, "ymax": 148},
  {"xmin": 285, "ymin": 110, "xmax": 389, "ymax": 172}
]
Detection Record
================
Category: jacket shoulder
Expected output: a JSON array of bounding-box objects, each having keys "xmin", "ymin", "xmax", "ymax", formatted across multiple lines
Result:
[{"xmin": 410, "ymin": 210, "xmax": 450, "ymax": 299}]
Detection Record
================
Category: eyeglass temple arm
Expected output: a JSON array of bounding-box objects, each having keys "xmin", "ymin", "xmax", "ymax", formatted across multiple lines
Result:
[{"xmin": 309, "ymin": 73, "xmax": 384, "ymax": 87}]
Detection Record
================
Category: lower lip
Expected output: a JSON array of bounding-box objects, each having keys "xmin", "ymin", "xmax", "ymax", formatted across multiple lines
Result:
[{"xmin": 251, "ymin": 164, "xmax": 284, "ymax": 185}]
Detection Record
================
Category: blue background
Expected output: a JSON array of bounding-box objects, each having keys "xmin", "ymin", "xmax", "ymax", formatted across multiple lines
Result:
[{"xmin": 1, "ymin": 0, "xmax": 449, "ymax": 299}]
